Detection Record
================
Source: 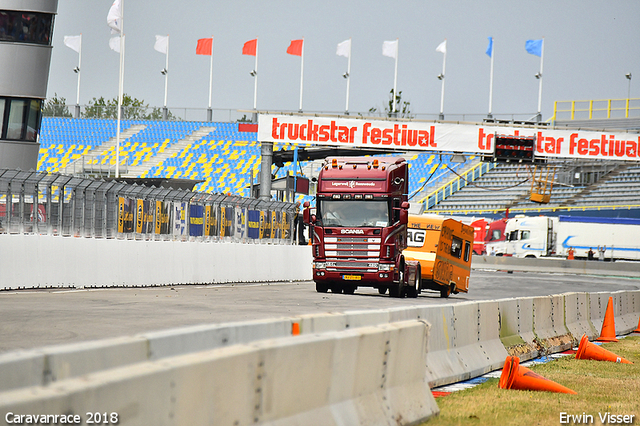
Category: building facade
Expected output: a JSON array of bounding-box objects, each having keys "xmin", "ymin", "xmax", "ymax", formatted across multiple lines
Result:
[{"xmin": 0, "ymin": 0, "xmax": 57, "ymax": 170}]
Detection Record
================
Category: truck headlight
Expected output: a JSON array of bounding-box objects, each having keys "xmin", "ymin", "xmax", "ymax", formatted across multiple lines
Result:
[
  {"xmin": 314, "ymin": 262, "xmax": 326, "ymax": 269},
  {"xmin": 379, "ymin": 263, "xmax": 392, "ymax": 271}
]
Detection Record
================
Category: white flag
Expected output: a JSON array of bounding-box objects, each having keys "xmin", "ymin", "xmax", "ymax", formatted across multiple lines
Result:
[
  {"xmin": 63, "ymin": 35, "xmax": 82, "ymax": 53},
  {"xmin": 336, "ymin": 39, "xmax": 350, "ymax": 58},
  {"xmin": 382, "ymin": 40, "xmax": 398, "ymax": 59},
  {"xmin": 436, "ymin": 39, "xmax": 447, "ymax": 54},
  {"xmin": 107, "ymin": 0, "xmax": 122, "ymax": 34},
  {"xmin": 109, "ymin": 36, "xmax": 121, "ymax": 53},
  {"xmin": 154, "ymin": 35, "xmax": 168, "ymax": 54}
]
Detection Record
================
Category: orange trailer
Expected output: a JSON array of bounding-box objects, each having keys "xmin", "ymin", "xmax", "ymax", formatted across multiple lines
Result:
[{"xmin": 404, "ymin": 215, "xmax": 473, "ymax": 298}]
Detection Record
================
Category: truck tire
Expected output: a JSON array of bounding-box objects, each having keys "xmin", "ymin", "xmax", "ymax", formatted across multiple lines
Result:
[
  {"xmin": 378, "ymin": 286, "xmax": 388, "ymax": 295},
  {"xmin": 389, "ymin": 285, "xmax": 402, "ymax": 298},
  {"xmin": 406, "ymin": 265, "xmax": 420, "ymax": 298},
  {"xmin": 343, "ymin": 285, "xmax": 356, "ymax": 295},
  {"xmin": 316, "ymin": 282, "xmax": 328, "ymax": 293}
]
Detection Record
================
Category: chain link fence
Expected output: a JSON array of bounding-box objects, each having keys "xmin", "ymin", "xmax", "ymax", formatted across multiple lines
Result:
[{"xmin": 0, "ymin": 169, "xmax": 295, "ymax": 244}]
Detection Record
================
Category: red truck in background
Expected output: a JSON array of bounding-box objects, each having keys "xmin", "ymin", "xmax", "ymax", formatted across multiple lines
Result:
[
  {"xmin": 470, "ymin": 217, "xmax": 507, "ymax": 255},
  {"xmin": 303, "ymin": 157, "xmax": 421, "ymax": 298}
]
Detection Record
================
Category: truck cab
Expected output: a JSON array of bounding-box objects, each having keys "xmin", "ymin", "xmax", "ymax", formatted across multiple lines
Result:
[
  {"xmin": 504, "ymin": 216, "xmax": 557, "ymax": 258},
  {"xmin": 303, "ymin": 156, "xmax": 419, "ymax": 298}
]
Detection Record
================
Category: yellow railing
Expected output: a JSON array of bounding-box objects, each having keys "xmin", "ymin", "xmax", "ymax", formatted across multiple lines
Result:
[
  {"xmin": 551, "ymin": 98, "xmax": 640, "ymax": 121},
  {"xmin": 432, "ymin": 204, "xmax": 640, "ymax": 216},
  {"xmin": 418, "ymin": 161, "xmax": 495, "ymax": 208}
]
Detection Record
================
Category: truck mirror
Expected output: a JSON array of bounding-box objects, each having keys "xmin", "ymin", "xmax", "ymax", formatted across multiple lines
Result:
[
  {"xmin": 399, "ymin": 202, "xmax": 409, "ymax": 225},
  {"xmin": 399, "ymin": 209, "xmax": 408, "ymax": 225},
  {"xmin": 302, "ymin": 202, "xmax": 310, "ymax": 225},
  {"xmin": 310, "ymin": 214, "xmax": 317, "ymax": 224}
]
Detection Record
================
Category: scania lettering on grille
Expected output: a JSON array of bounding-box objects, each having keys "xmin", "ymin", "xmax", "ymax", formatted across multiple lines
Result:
[{"xmin": 341, "ymin": 229, "xmax": 365, "ymax": 234}]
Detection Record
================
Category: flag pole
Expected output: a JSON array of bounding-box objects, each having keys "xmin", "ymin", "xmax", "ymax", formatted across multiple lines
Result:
[
  {"xmin": 392, "ymin": 38, "xmax": 398, "ymax": 114},
  {"xmin": 345, "ymin": 38, "xmax": 351, "ymax": 114},
  {"xmin": 207, "ymin": 36, "xmax": 214, "ymax": 121},
  {"xmin": 536, "ymin": 37, "xmax": 544, "ymax": 122},
  {"xmin": 298, "ymin": 38, "xmax": 304, "ymax": 112},
  {"xmin": 439, "ymin": 39, "xmax": 446, "ymax": 120},
  {"xmin": 488, "ymin": 37, "xmax": 494, "ymax": 119},
  {"xmin": 163, "ymin": 35, "xmax": 169, "ymax": 120},
  {"xmin": 253, "ymin": 38, "xmax": 258, "ymax": 110},
  {"xmin": 115, "ymin": 0, "xmax": 124, "ymax": 179},
  {"xmin": 75, "ymin": 34, "xmax": 82, "ymax": 118}
]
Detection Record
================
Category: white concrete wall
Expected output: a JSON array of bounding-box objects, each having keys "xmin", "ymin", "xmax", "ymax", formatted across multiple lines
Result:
[
  {"xmin": 0, "ymin": 321, "xmax": 438, "ymax": 426},
  {"xmin": 0, "ymin": 234, "xmax": 313, "ymax": 289}
]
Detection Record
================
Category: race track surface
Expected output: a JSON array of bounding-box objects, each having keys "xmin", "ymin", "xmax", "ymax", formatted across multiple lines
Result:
[{"xmin": 1, "ymin": 269, "xmax": 638, "ymax": 353}]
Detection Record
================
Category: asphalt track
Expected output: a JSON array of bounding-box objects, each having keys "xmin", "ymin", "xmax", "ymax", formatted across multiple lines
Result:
[{"xmin": 1, "ymin": 269, "xmax": 638, "ymax": 353}]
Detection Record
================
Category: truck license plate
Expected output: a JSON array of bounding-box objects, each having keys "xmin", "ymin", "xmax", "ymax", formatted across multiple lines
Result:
[{"xmin": 343, "ymin": 275, "xmax": 362, "ymax": 281}]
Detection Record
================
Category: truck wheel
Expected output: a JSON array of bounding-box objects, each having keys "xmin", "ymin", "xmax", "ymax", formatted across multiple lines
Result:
[
  {"xmin": 378, "ymin": 286, "xmax": 388, "ymax": 295},
  {"xmin": 406, "ymin": 269, "xmax": 420, "ymax": 298},
  {"xmin": 343, "ymin": 285, "xmax": 356, "ymax": 295},
  {"xmin": 389, "ymin": 285, "xmax": 402, "ymax": 298},
  {"xmin": 316, "ymin": 282, "xmax": 328, "ymax": 293}
]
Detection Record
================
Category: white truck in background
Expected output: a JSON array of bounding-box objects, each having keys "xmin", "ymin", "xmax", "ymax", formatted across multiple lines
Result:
[{"xmin": 504, "ymin": 215, "xmax": 640, "ymax": 261}]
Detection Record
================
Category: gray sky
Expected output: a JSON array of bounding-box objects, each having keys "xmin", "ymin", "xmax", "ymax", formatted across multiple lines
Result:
[{"xmin": 47, "ymin": 0, "xmax": 640, "ymax": 121}]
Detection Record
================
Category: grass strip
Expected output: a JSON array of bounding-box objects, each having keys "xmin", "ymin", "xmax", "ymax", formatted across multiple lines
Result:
[{"xmin": 422, "ymin": 335, "xmax": 640, "ymax": 426}]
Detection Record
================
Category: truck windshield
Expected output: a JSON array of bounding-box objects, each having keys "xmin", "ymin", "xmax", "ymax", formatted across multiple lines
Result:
[{"xmin": 318, "ymin": 200, "xmax": 389, "ymax": 227}]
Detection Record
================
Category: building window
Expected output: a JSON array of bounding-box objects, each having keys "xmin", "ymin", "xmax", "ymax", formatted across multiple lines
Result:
[
  {"xmin": 0, "ymin": 10, "xmax": 54, "ymax": 46},
  {"xmin": 0, "ymin": 97, "xmax": 42, "ymax": 142}
]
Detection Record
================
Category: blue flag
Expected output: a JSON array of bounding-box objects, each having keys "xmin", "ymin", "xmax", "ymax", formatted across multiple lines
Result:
[
  {"xmin": 486, "ymin": 37, "xmax": 493, "ymax": 57},
  {"xmin": 525, "ymin": 39, "xmax": 543, "ymax": 57}
]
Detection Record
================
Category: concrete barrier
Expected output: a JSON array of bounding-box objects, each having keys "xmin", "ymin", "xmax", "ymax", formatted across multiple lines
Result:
[
  {"xmin": 562, "ymin": 292, "xmax": 598, "ymax": 340},
  {"xmin": 418, "ymin": 305, "xmax": 467, "ymax": 387},
  {"xmin": 0, "ymin": 235, "xmax": 313, "ymax": 290},
  {"xmin": 0, "ymin": 321, "xmax": 438, "ymax": 426},
  {"xmin": 532, "ymin": 295, "xmax": 572, "ymax": 352},
  {"xmin": 473, "ymin": 255, "xmax": 640, "ymax": 278}
]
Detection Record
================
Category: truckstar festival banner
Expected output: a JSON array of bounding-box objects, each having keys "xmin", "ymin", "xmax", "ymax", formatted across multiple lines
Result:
[{"xmin": 258, "ymin": 114, "xmax": 640, "ymax": 162}]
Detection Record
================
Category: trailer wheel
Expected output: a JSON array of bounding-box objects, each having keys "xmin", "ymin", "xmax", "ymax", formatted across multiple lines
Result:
[
  {"xmin": 316, "ymin": 282, "xmax": 328, "ymax": 293},
  {"xmin": 439, "ymin": 285, "xmax": 451, "ymax": 298}
]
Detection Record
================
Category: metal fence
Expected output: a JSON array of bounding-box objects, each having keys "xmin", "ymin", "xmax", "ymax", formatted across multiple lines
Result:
[{"xmin": 0, "ymin": 169, "xmax": 296, "ymax": 244}]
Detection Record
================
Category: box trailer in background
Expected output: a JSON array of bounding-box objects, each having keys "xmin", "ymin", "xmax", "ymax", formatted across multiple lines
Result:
[{"xmin": 504, "ymin": 215, "xmax": 640, "ymax": 260}]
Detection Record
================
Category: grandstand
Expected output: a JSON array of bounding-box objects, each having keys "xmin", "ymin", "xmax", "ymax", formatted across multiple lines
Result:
[
  {"xmin": 37, "ymin": 117, "xmax": 459, "ymax": 204},
  {"xmin": 37, "ymin": 105, "xmax": 640, "ymax": 217}
]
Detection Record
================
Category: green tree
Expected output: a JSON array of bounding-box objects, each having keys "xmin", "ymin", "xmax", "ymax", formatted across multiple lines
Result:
[
  {"xmin": 145, "ymin": 107, "xmax": 176, "ymax": 121},
  {"xmin": 386, "ymin": 89, "xmax": 411, "ymax": 118},
  {"xmin": 42, "ymin": 94, "xmax": 72, "ymax": 117},
  {"xmin": 83, "ymin": 94, "xmax": 150, "ymax": 119},
  {"xmin": 368, "ymin": 89, "xmax": 412, "ymax": 118}
]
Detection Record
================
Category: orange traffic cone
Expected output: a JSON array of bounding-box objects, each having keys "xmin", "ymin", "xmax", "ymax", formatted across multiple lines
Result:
[
  {"xmin": 633, "ymin": 316, "xmax": 640, "ymax": 334},
  {"xmin": 499, "ymin": 356, "xmax": 577, "ymax": 394},
  {"xmin": 596, "ymin": 296, "xmax": 618, "ymax": 342},
  {"xmin": 575, "ymin": 334, "xmax": 632, "ymax": 364}
]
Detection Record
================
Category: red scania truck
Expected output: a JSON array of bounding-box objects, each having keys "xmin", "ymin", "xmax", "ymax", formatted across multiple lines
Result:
[{"xmin": 303, "ymin": 156, "xmax": 421, "ymax": 297}]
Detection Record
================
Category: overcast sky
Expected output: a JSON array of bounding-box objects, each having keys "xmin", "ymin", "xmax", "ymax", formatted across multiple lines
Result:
[{"xmin": 47, "ymin": 0, "xmax": 640, "ymax": 121}]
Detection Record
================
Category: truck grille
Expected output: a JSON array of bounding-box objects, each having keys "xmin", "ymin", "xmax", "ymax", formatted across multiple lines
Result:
[{"xmin": 324, "ymin": 236, "xmax": 381, "ymax": 272}]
